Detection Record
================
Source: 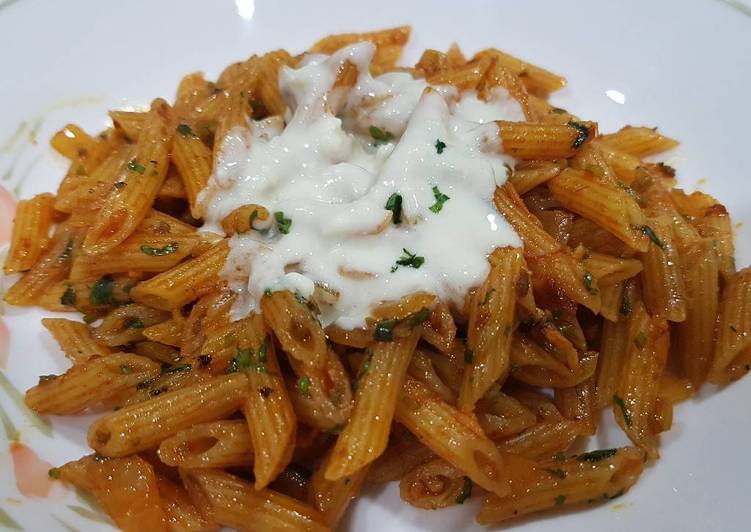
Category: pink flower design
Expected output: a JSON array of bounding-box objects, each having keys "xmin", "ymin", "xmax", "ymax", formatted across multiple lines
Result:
[
  {"xmin": 0, "ymin": 184, "xmax": 16, "ymax": 245},
  {"xmin": 0, "ymin": 318, "xmax": 8, "ymax": 369},
  {"xmin": 9, "ymin": 442, "xmax": 55, "ymax": 498}
]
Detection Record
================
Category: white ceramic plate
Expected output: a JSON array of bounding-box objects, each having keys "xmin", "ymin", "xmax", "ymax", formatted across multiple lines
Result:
[{"xmin": 1, "ymin": 0, "xmax": 750, "ymax": 530}]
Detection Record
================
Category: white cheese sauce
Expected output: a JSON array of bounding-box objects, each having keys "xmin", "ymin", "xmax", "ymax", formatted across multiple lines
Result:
[{"xmin": 200, "ymin": 42, "xmax": 523, "ymax": 329}]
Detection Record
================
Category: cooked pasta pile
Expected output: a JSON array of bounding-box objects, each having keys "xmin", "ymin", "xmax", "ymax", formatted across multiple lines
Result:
[{"xmin": 3, "ymin": 26, "xmax": 749, "ymax": 531}]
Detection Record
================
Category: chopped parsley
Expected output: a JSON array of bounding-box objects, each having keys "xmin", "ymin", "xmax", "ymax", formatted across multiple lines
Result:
[
  {"xmin": 407, "ymin": 307, "xmax": 431, "ymax": 327},
  {"xmin": 60, "ymin": 285, "xmax": 76, "ymax": 307},
  {"xmin": 542, "ymin": 468, "xmax": 567, "ymax": 479},
  {"xmin": 634, "ymin": 331, "xmax": 647, "ymax": 349},
  {"xmin": 357, "ymin": 350, "xmax": 374, "ymax": 382},
  {"xmin": 429, "ymin": 186, "xmax": 450, "ymax": 213},
  {"xmin": 226, "ymin": 345, "xmax": 265, "ymax": 373},
  {"xmin": 613, "ymin": 395, "xmax": 632, "ymax": 427},
  {"xmin": 620, "ymin": 291, "xmax": 632, "ymax": 316},
  {"xmin": 555, "ymin": 494, "xmax": 567, "ymax": 506},
  {"xmin": 435, "ymin": 139, "xmax": 446, "ymax": 154},
  {"xmin": 124, "ymin": 317, "xmax": 144, "ymax": 329},
  {"xmin": 274, "ymin": 211, "xmax": 292, "ymax": 234},
  {"xmin": 176, "ymin": 123, "xmax": 194, "ymax": 136},
  {"xmin": 297, "ymin": 376, "xmax": 312, "ymax": 397},
  {"xmin": 120, "ymin": 365, "xmax": 133, "ymax": 375},
  {"xmin": 640, "ymin": 225, "xmax": 665, "ymax": 250},
  {"xmin": 464, "ymin": 350, "xmax": 475, "ymax": 364},
  {"xmin": 374, "ymin": 319, "xmax": 398, "ymax": 341},
  {"xmin": 162, "ymin": 363, "xmax": 192, "ymax": 374},
  {"xmin": 48, "ymin": 467, "xmax": 61, "ymax": 479},
  {"xmin": 90, "ymin": 276, "xmax": 115, "ymax": 305},
  {"xmin": 391, "ymin": 248, "xmax": 425, "ymax": 272},
  {"xmin": 567, "ymin": 121, "xmax": 590, "ymax": 149},
  {"xmin": 385, "ymin": 193, "xmax": 403, "ymax": 224},
  {"xmin": 258, "ymin": 337, "xmax": 268, "ymax": 365},
  {"xmin": 455, "ymin": 477, "xmax": 473, "ymax": 504},
  {"xmin": 583, "ymin": 271, "xmax": 597, "ymax": 294},
  {"xmin": 578, "ymin": 448, "xmax": 617, "ymax": 463},
  {"xmin": 127, "ymin": 160, "xmax": 146, "ymax": 174},
  {"xmin": 551, "ymin": 107, "xmax": 568, "ymax": 114},
  {"xmin": 369, "ymin": 125, "xmax": 393, "ymax": 144},
  {"xmin": 140, "ymin": 242, "xmax": 179, "ymax": 256}
]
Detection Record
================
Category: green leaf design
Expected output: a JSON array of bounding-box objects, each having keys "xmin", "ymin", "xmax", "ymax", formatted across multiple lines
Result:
[
  {"xmin": 0, "ymin": 507, "xmax": 22, "ymax": 531},
  {"xmin": 53, "ymin": 516, "xmax": 82, "ymax": 532},
  {"xmin": 0, "ymin": 371, "xmax": 53, "ymax": 436},
  {"xmin": 0, "ymin": 402, "xmax": 19, "ymax": 440},
  {"xmin": 67, "ymin": 505, "xmax": 112, "ymax": 526}
]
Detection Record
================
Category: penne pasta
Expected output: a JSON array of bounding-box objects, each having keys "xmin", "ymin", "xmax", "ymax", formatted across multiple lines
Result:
[
  {"xmin": 42, "ymin": 317, "xmax": 112, "ymax": 363},
  {"xmin": 3, "ymin": 192, "xmax": 55, "ymax": 273}
]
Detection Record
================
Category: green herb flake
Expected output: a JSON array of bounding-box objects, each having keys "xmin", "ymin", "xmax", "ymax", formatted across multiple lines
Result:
[
  {"xmin": 435, "ymin": 139, "xmax": 446, "ymax": 154},
  {"xmin": 358, "ymin": 350, "xmax": 374, "ymax": 381},
  {"xmin": 578, "ymin": 448, "xmax": 617, "ymax": 463},
  {"xmin": 392, "ymin": 248, "xmax": 425, "ymax": 272},
  {"xmin": 176, "ymin": 123, "xmax": 194, "ymax": 136},
  {"xmin": 455, "ymin": 477, "xmax": 473, "ymax": 504},
  {"xmin": 140, "ymin": 242, "xmax": 179, "ymax": 256},
  {"xmin": 567, "ymin": 121, "xmax": 590, "ymax": 149},
  {"xmin": 385, "ymin": 193, "xmax": 403, "ymax": 224},
  {"xmin": 640, "ymin": 225, "xmax": 665, "ymax": 250},
  {"xmin": 127, "ymin": 160, "xmax": 146, "ymax": 174},
  {"xmin": 60, "ymin": 285, "xmax": 77, "ymax": 307},
  {"xmin": 374, "ymin": 319, "xmax": 398, "ymax": 342},
  {"xmin": 369, "ymin": 125, "xmax": 394, "ymax": 144},
  {"xmin": 124, "ymin": 317, "xmax": 144, "ymax": 329},
  {"xmin": 551, "ymin": 107, "xmax": 568, "ymax": 115},
  {"xmin": 553, "ymin": 451, "xmax": 566, "ymax": 462},
  {"xmin": 258, "ymin": 337, "xmax": 269, "ymax": 364},
  {"xmin": 620, "ymin": 291, "xmax": 632, "ymax": 316},
  {"xmin": 429, "ymin": 186, "xmax": 450, "ymax": 213},
  {"xmin": 613, "ymin": 394, "xmax": 632, "ymax": 427},
  {"xmin": 634, "ymin": 331, "xmax": 647, "ymax": 349},
  {"xmin": 555, "ymin": 495, "xmax": 567, "ymax": 506},
  {"xmin": 482, "ymin": 288, "xmax": 495, "ymax": 305},
  {"xmin": 464, "ymin": 350, "xmax": 475, "ymax": 364},
  {"xmin": 274, "ymin": 211, "xmax": 292, "ymax": 234},
  {"xmin": 616, "ymin": 180, "xmax": 642, "ymax": 203},
  {"xmin": 48, "ymin": 467, "xmax": 61, "ymax": 479},
  {"xmin": 162, "ymin": 363, "xmax": 192, "ymax": 374},
  {"xmin": 542, "ymin": 468, "xmax": 567, "ymax": 479},
  {"xmin": 406, "ymin": 307, "xmax": 431, "ymax": 327},
  {"xmin": 297, "ymin": 376, "xmax": 311, "ymax": 397},
  {"xmin": 120, "ymin": 365, "xmax": 133, "ymax": 375},
  {"xmin": 583, "ymin": 271, "xmax": 597, "ymax": 294},
  {"xmin": 90, "ymin": 276, "xmax": 115, "ymax": 306}
]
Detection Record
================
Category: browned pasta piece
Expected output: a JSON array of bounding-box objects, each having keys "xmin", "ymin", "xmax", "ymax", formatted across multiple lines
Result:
[
  {"xmin": 3, "ymin": 193, "xmax": 55, "ymax": 273},
  {"xmin": 639, "ymin": 214, "xmax": 687, "ymax": 322},
  {"xmin": 308, "ymin": 451, "xmax": 370, "ymax": 527},
  {"xmin": 497, "ymin": 419, "xmax": 588, "ymax": 460},
  {"xmin": 261, "ymin": 290, "xmax": 328, "ymax": 370},
  {"xmin": 180, "ymin": 469, "xmax": 328, "ymax": 532},
  {"xmin": 396, "ymin": 378, "xmax": 510, "ymax": 497},
  {"xmin": 367, "ymin": 429, "xmax": 436, "ymax": 484},
  {"xmin": 156, "ymin": 474, "xmax": 218, "ymax": 532},
  {"xmin": 459, "ymin": 247, "xmax": 524, "ymax": 410},
  {"xmin": 88, "ymin": 373, "xmax": 248, "ymax": 456},
  {"xmin": 599, "ymin": 126, "xmax": 678, "ymax": 157},
  {"xmin": 554, "ymin": 375, "xmax": 597, "ymax": 435},
  {"xmin": 477, "ymin": 447, "xmax": 645, "ymax": 524},
  {"xmin": 158, "ymin": 420, "xmax": 253, "ymax": 469},
  {"xmin": 473, "ymin": 48, "xmax": 567, "ymax": 95},
  {"xmin": 25, "ymin": 352, "xmax": 161, "ymax": 415},
  {"xmin": 325, "ymin": 330, "xmax": 420, "ymax": 480},
  {"xmin": 400, "ymin": 458, "xmax": 472, "ymax": 509},
  {"xmin": 497, "ymin": 121, "xmax": 596, "ymax": 160},
  {"xmin": 83, "ymin": 99, "xmax": 174, "ymax": 254},
  {"xmin": 708, "ymin": 266, "xmax": 751, "ymax": 384},
  {"xmin": 60, "ymin": 455, "xmax": 169, "ymax": 531},
  {"xmin": 42, "ymin": 318, "xmax": 112, "ymax": 363},
  {"xmin": 508, "ymin": 161, "xmax": 564, "ymax": 195},
  {"xmin": 548, "ymin": 168, "xmax": 649, "ymax": 252},
  {"xmin": 131, "ymin": 240, "xmax": 229, "ymax": 310}
]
